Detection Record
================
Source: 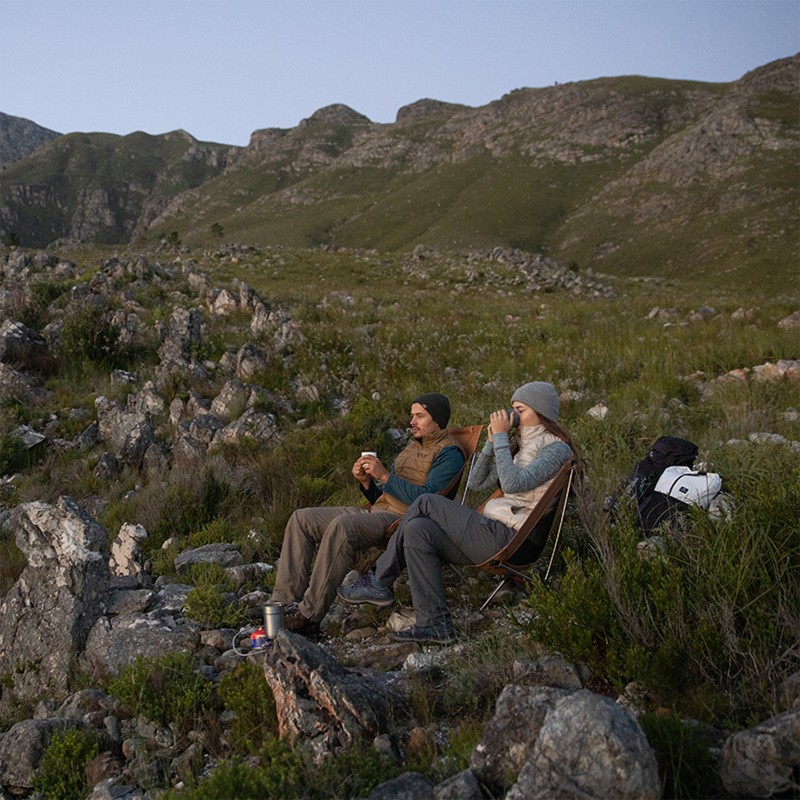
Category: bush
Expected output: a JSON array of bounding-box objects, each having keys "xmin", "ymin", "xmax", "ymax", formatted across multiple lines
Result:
[
  {"xmin": 59, "ymin": 300, "xmax": 125, "ymax": 372},
  {"xmin": 184, "ymin": 583, "xmax": 248, "ymax": 628},
  {"xmin": 105, "ymin": 652, "xmax": 216, "ymax": 735},
  {"xmin": 164, "ymin": 736, "xmax": 401, "ymax": 799},
  {"xmin": 32, "ymin": 727, "xmax": 100, "ymax": 800},
  {"xmin": 0, "ymin": 431, "xmax": 28, "ymax": 476},
  {"xmin": 216, "ymin": 661, "xmax": 278, "ymax": 755},
  {"xmin": 524, "ymin": 443, "xmax": 800, "ymax": 724}
]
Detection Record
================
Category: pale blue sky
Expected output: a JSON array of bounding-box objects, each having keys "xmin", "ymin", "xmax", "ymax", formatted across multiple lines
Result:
[{"xmin": 1, "ymin": 0, "xmax": 798, "ymax": 146}]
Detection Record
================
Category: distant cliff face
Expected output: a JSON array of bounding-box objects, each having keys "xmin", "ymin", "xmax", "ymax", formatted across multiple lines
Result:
[
  {"xmin": 0, "ymin": 129, "xmax": 237, "ymax": 247},
  {"xmin": 0, "ymin": 112, "xmax": 61, "ymax": 168},
  {"xmin": 0, "ymin": 55, "xmax": 797, "ymax": 285}
]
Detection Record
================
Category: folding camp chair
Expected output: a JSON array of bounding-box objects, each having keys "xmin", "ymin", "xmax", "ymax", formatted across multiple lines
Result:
[{"xmin": 472, "ymin": 457, "xmax": 576, "ymax": 610}]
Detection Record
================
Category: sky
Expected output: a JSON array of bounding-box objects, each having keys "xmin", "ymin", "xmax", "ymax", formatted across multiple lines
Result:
[{"xmin": 1, "ymin": 0, "xmax": 798, "ymax": 147}]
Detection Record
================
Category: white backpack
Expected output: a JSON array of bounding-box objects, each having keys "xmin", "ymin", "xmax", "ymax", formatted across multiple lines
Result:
[{"xmin": 654, "ymin": 466, "xmax": 723, "ymax": 509}]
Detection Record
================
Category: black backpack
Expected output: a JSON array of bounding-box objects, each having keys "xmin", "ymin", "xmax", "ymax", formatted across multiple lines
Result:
[{"xmin": 607, "ymin": 436, "xmax": 699, "ymax": 532}]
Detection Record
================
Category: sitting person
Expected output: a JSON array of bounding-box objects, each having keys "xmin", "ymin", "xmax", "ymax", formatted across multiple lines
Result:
[
  {"xmin": 271, "ymin": 393, "xmax": 465, "ymax": 637},
  {"xmin": 337, "ymin": 381, "xmax": 576, "ymax": 644}
]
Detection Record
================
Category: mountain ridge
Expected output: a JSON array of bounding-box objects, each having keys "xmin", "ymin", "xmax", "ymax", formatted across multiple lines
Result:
[{"xmin": 1, "ymin": 54, "xmax": 797, "ymax": 290}]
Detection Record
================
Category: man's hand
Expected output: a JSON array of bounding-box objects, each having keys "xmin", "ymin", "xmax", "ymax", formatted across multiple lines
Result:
[{"xmin": 354, "ymin": 454, "xmax": 389, "ymax": 484}]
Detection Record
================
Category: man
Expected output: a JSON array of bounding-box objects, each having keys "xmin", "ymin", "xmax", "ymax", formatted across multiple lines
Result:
[{"xmin": 271, "ymin": 393, "xmax": 465, "ymax": 637}]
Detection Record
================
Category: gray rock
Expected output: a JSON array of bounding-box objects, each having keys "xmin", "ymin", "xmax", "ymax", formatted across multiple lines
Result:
[
  {"xmin": 80, "ymin": 612, "xmax": 201, "ymax": 680},
  {"xmin": 174, "ymin": 542, "xmax": 244, "ymax": 572},
  {"xmin": 94, "ymin": 395, "xmax": 156, "ymax": 468},
  {"xmin": 263, "ymin": 629, "xmax": 400, "ymax": 764},
  {"xmin": 0, "ymin": 497, "xmax": 109, "ymax": 708},
  {"xmin": 470, "ymin": 684, "xmax": 573, "ymax": 794},
  {"xmin": 720, "ymin": 707, "xmax": 800, "ymax": 798},
  {"xmin": 0, "ymin": 718, "xmax": 79, "ymax": 791},
  {"xmin": 507, "ymin": 690, "xmax": 660, "ymax": 800},
  {"xmin": 365, "ymin": 771, "xmax": 435, "ymax": 800},
  {"xmin": 433, "ymin": 769, "xmax": 485, "ymax": 799}
]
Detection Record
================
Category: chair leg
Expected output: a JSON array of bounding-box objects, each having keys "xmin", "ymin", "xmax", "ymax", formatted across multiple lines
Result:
[{"xmin": 480, "ymin": 578, "xmax": 507, "ymax": 611}]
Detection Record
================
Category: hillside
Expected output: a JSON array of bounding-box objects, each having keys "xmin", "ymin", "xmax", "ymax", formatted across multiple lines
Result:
[
  {"xmin": 0, "ymin": 55, "xmax": 797, "ymax": 291},
  {"xmin": 0, "ymin": 240, "xmax": 797, "ymax": 798}
]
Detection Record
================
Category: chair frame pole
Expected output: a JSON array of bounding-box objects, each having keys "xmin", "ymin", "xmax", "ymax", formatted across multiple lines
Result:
[{"xmin": 543, "ymin": 468, "xmax": 575, "ymax": 583}]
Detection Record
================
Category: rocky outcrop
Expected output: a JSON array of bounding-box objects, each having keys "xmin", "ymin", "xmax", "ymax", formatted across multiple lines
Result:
[
  {"xmin": 0, "ymin": 497, "xmax": 109, "ymax": 709},
  {"xmin": 263, "ymin": 630, "xmax": 400, "ymax": 763}
]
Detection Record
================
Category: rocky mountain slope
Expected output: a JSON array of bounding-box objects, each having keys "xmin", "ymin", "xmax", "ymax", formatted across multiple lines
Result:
[
  {"xmin": 0, "ymin": 55, "xmax": 797, "ymax": 289},
  {"xmin": 0, "ymin": 112, "xmax": 60, "ymax": 169}
]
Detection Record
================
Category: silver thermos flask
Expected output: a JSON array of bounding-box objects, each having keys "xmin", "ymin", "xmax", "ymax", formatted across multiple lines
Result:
[{"xmin": 263, "ymin": 602, "xmax": 284, "ymax": 639}]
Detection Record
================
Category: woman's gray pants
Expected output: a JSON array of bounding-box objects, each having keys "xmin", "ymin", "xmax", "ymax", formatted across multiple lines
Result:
[{"xmin": 374, "ymin": 494, "xmax": 515, "ymax": 627}]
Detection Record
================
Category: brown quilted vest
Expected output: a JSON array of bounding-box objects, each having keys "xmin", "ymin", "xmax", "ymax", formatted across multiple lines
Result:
[{"xmin": 372, "ymin": 430, "xmax": 463, "ymax": 515}]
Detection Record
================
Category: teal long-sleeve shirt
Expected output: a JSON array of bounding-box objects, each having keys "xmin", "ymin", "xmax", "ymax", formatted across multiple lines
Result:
[{"xmin": 360, "ymin": 445, "xmax": 465, "ymax": 506}]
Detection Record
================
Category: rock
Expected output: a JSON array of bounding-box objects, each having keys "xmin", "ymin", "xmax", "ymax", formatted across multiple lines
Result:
[
  {"xmin": 586, "ymin": 403, "xmax": 609, "ymax": 420},
  {"xmin": 209, "ymin": 378, "xmax": 251, "ymax": 419},
  {"xmin": 433, "ymin": 769, "xmax": 485, "ymax": 800},
  {"xmin": 511, "ymin": 654, "xmax": 586, "ymax": 690},
  {"xmin": 506, "ymin": 690, "xmax": 660, "ymax": 800},
  {"xmin": 209, "ymin": 408, "xmax": 281, "ymax": 449},
  {"xmin": 0, "ymin": 497, "xmax": 109, "ymax": 708},
  {"xmin": 0, "ymin": 319, "xmax": 48, "ymax": 368},
  {"xmin": 720, "ymin": 707, "xmax": 800, "ymax": 798},
  {"xmin": 81, "ymin": 611, "xmax": 201, "ymax": 680},
  {"xmin": 777, "ymin": 310, "xmax": 800, "ymax": 329},
  {"xmin": 109, "ymin": 523, "xmax": 148, "ymax": 581},
  {"xmin": 94, "ymin": 395, "xmax": 156, "ymax": 468},
  {"xmin": 233, "ymin": 342, "xmax": 269, "ymax": 381},
  {"xmin": 365, "ymin": 771, "xmax": 435, "ymax": 799},
  {"xmin": 263, "ymin": 629, "xmax": 400, "ymax": 763},
  {"xmin": 0, "ymin": 718, "xmax": 81, "ymax": 792},
  {"xmin": 470, "ymin": 685, "xmax": 573, "ymax": 793},
  {"xmin": 174, "ymin": 543, "xmax": 244, "ymax": 572}
]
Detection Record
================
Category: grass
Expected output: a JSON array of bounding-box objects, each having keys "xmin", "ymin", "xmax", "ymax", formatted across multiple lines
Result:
[{"xmin": 0, "ymin": 240, "xmax": 798, "ymax": 797}]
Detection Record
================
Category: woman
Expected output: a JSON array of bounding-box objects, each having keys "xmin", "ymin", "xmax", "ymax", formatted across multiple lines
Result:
[{"xmin": 337, "ymin": 381, "xmax": 577, "ymax": 644}]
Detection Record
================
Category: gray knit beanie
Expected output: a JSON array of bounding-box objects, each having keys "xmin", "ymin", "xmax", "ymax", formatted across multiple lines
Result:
[
  {"xmin": 511, "ymin": 381, "xmax": 560, "ymax": 422},
  {"xmin": 413, "ymin": 393, "xmax": 451, "ymax": 429}
]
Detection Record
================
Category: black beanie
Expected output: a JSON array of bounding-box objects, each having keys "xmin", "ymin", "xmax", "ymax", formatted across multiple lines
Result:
[{"xmin": 413, "ymin": 393, "xmax": 451, "ymax": 429}]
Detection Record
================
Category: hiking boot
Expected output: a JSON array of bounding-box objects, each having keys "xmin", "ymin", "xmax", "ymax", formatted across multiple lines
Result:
[
  {"xmin": 337, "ymin": 573, "xmax": 395, "ymax": 607},
  {"xmin": 282, "ymin": 605, "xmax": 321, "ymax": 638},
  {"xmin": 391, "ymin": 622, "xmax": 455, "ymax": 645}
]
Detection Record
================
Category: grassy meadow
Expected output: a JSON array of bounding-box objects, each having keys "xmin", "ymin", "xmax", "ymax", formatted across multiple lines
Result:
[{"xmin": 1, "ymin": 243, "xmax": 798, "ymax": 797}]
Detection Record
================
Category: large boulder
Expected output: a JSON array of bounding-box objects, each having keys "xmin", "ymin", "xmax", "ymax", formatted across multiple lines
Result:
[
  {"xmin": 0, "ymin": 497, "xmax": 109, "ymax": 708},
  {"xmin": 720, "ymin": 707, "xmax": 800, "ymax": 798},
  {"xmin": 507, "ymin": 690, "xmax": 660, "ymax": 800},
  {"xmin": 472, "ymin": 685, "xmax": 660, "ymax": 800}
]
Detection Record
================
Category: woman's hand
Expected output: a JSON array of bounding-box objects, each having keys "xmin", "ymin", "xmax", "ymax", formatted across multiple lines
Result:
[{"xmin": 487, "ymin": 408, "xmax": 512, "ymax": 442}]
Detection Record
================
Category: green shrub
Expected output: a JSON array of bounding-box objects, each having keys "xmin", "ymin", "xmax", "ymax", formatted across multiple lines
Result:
[
  {"xmin": 32, "ymin": 727, "xmax": 100, "ymax": 800},
  {"xmin": 59, "ymin": 300, "xmax": 125, "ymax": 372},
  {"xmin": 524, "ymin": 443, "xmax": 800, "ymax": 724},
  {"xmin": 105, "ymin": 652, "xmax": 216, "ymax": 735},
  {"xmin": 163, "ymin": 736, "xmax": 401, "ymax": 799},
  {"xmin": 216, "ymin": 661, "xmax": 278, "ymax": 755},
  {"xmin": 0, "ymin": 430, "xmax": 29, "ymax": 475},
  {"xmin": 0, "ymin": 534, "xmax": 26, "ymax": 596},
  {"xmin": 184, "ymin": 583, "xmax": 248, "ymax": 628}
]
